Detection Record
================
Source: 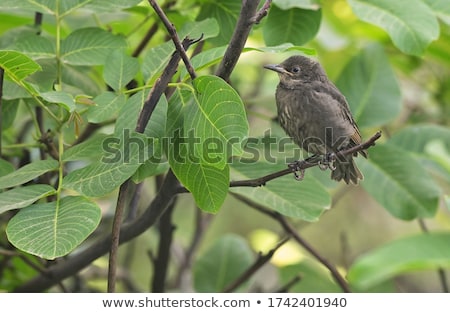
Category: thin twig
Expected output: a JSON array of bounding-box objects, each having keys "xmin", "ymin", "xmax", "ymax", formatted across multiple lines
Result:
[
  {"xmin": 276, "ymin": 275, "xmax": 302, "ymax": 292},
  {"xmin": 234, "ymin": 194, "xmax": 351, "ymax": 293},
  {"xmin": 174, "ymin": 209, "xmax": 213, "ymax": 289},
  {"xmin": 148, "ymin": 0, "xmax": 197, "ymax": 80},
  {"xmin": 418, "ymin": 219, "xmax": 449, "ymax": 293},
  {"xmin": 251, "ymin": 0, "xmax": 272, "ymax": 24},
  {"xmin": 230, "ymin": 131, "xmax": 382, "ymax": 188},
  {"xmin": 223, "ymin": 236, "xmax": 290, "ymax": 292}
]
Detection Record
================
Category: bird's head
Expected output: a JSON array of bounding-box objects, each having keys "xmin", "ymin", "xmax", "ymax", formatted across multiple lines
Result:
[{"xmin": 264, "ymin": 55, "xmax": 326, "ymax": 87}]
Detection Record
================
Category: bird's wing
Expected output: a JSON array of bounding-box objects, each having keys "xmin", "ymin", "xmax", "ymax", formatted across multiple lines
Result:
[{"xmin": 311, "ymin": 80, "xmax": 367, "ymax": 157}]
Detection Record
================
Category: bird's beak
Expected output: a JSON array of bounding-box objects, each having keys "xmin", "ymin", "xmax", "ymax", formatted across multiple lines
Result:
[{"xmin": 264, "ymin": 64, "xmax": 292, "ymax": 76}]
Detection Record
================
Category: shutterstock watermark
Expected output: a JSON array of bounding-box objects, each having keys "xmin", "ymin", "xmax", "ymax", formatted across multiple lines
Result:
[{"xmin": 101, "ymin": 128, "xmax": 353, "ymax": 165}]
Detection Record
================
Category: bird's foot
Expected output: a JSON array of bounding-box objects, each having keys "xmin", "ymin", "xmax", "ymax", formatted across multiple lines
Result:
[
  {"xmin": 288, "ymin": 161, "xmax": 305, "ymax": 181},
  {"xmin": 318, "ymin": 153, "xmax": 336, "ymax": 171}
]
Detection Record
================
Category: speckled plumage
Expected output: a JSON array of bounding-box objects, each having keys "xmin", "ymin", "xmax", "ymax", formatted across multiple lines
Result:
[{"xmin": 265, "ymin": 55, "xmax": 367, "ymax": 184}]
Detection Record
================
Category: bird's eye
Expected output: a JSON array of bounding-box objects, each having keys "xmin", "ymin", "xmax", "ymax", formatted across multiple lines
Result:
[{"xmin": 292, "ymin": 66, "xmax": 300, "ymax": 73}]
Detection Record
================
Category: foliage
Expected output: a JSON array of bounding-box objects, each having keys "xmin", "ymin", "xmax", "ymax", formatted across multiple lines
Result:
[{"xmin": 0, "ymin": 0, "xmax": 449, "ymax": 292}]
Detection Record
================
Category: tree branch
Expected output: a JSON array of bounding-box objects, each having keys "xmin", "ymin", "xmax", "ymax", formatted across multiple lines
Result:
[
  {"xmin": 15, "ymin": 170, "xmax": 180, "ymax": 292},
  {"xmin": 215, "ymin": 0, "xmax": 262, "ymax": 81},
  {"xmin": 234, "ymin": 194, "xmax": 351, "ymax": 293},
  {"xmin": 223, "ymin": 236, "xmax": 290, "ymax": 292}
]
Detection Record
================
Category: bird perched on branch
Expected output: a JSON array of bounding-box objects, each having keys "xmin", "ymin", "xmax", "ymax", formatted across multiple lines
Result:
[{"xmin": 264, "ymin": 55, "xmax": 367, "ymax": 184}]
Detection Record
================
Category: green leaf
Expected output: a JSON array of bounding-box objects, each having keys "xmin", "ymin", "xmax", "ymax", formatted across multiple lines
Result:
[
  {"xmin": 0, "ymin": 50, "xmax": 41, "ymax": 82},
  {"xmin": 14, "ymin": 35, "xmax": 56, "ymax": 59},
  {"xmin": 187, "ymin": 75, "xmax": 249, "ymax": 168},
  {"xmin": 273, "ymin": 0, "xmax": 320, "ymax": 10},
  {"xmin": 194, "ymin": 234, "xmax": 253, "ymax": 292},
  {"xmin": 336, "ymin": 44, "xmax": 401, "ymax": 128},
  {"xmin": 389, "ymin": 125, "xmax": 450, "ymax": 182},
  {"xmin": 0, "ymin": 184, "xmax": 56, "ymax": 214},
  {"xmin": 84, "ymin": 0, "xmax": 142, "ymax": 12},
  {"xmin": 230, "ymin": 162, "xmax": 330, "ymax": 221},
  {"xmin": 62, "ymin": 132, "xmax": 148, "ymax": 197},
  {"xmin": 196, "ymin": 0, "xmax": 241, "ymax": 45},
  {"xmin": 280, "ymin": 261, "xmax": 341, "ymax": 293},
  {"xmin": 171, "ymin": 159, "xmax": 229, "ymax": 213},
  {"xmin": 244, "ymin": 44, "xmax": 316, "ymax": 54},
  {"xmin": 61, "ymin": 28, "xmax": 127, "ymax": 66},
  {"xmin": 348, "ymin": 233, "xmax": 450, "ymax": 290},
  {"xmin": 1, "ymin": 0, "xmax": 92, "ymax": 16},
  {"xmin": 1, "ymin": 99, "xmax": 19, "ymax": 129},
  {"xmin": 141, "ymin": 42, "xmax": 173, "ymax": 83},
  {"xmin": 389, "ymin": 124, "xmax": 450, "ymax": 155},
  {"xmin": 88, "ymin": 92, "xmax": 126, "ymax": 123},
  {"xmin": 40, "ymin": 91, "xmax": 76, "ymax": 112},
  {"xmin": 423, "ymin": 0, "xmax": 450, "ymax": 25},
  {"xmin": 103, "ymin": 50, "xmax": 139, "ymax": 91},
  {"xmin": 165, "ymin": 85, "xmax": 241, "ymax": 212},
  {"xmin": 6, "ymin": 196, "xmax": 101, "ymax": 259},
  {"xmin": 0, "ymin": 159, "xmax": 14, "ymax": 177},
  {"xmin": 348, "ymin": 0, "xmax": 439, "ymax": 56},
  {"xmin": 263, "ymin": 5, "xmax": 321, "ymax": 46},
  {"xmin": 358, "ymin": 144, "xmax": 441, "ymax": 220},
  {"xmin": 62, "ymin": 133, "xmax": 110, "ymax": 162},
  {"xmin": 0, "ymin": 160, "xmax": 59, "ymax": 189}
]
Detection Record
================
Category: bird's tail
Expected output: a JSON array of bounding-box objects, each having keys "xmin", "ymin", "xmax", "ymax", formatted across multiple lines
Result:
[{"xmin": 331, "ymin": 156, "xmax": 363, "ymax": 185}]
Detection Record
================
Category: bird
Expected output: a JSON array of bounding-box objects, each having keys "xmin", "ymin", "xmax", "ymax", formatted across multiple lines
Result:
[{"xmin": 264, "ymin": 55, "xmax": 367, "ymax": 184}]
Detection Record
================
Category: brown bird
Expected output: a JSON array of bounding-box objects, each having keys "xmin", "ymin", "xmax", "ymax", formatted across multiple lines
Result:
[{"xmin": 264, "ymin": 55, "xmax": 367, "ymax": 184}]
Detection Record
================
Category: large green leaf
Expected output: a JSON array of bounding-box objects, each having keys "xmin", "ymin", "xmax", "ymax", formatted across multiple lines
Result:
[
  {"xmin": 0, "ymin": 160, "xmax": 59, "ymax": 189},
  {"xmin": 103, "ymin": 50, "xmax": 139, "ymax": 92},
  {"xmin": 423, "ymin": 0, "xmax": 450, "ymax": 25},
  {"xmin": 0, "ymin": 0, "xmax": 91, "ymax": 15},
  {"xmin": 348, "ymin": 0, "xmax": 439, "ymax": 55},
  {"xmin": 84, "ymin": 0, "xmax": 142, "ymax": 12},
  {"xmin": 61, "ymin": 28, "xmax": 127, "ymax": 66},
  {"xmin": 194, "ymin": 234, "xmax": 253, "ymax": 292},
  {"xmin": 186, "ymin": 75, "xmax": 248, "ymax": 169},
  {"xmin": 6, "ymin": 196, "xmax": 101, "ymax": 259},
  {"xmin": 280, "ymin": 261, "xmax": 341, "ymax": 293},
  {"xmin": 0, "ymin": 50, "xmax": 41, "ymax": 82},
  {"xmin": 62, "ymin": 133, "xmax": 110, "ymax": 162},
  {"xmin": 0, "ymin": 159, "xmax": 14, "ymax": 177},
  {"xmin": 171, "ymin": 157, "xmax": 229, "ymax": 213},
  {"xmin": 389, "ymin": 124, "xmax": 450, "ymax": 155},
  {"xmin": 196, "ymin": 0, "xmax": 241, "ymax": 45},
  {"xmin": 273, "ymin": 0, "xmax": 320, "ymax": 10},
  {"xmin": 358, "ymin": 144, "xmax": 441, "ymax": 220},
  {"xmin": 63, "ymin": 132, "xmax": 148, "ymax": 197},
  {"xmin": 389, "ymin": 125, "xmax": 450, "ymax": 182},
  {"xmin": 336, "ymin": 44, "xmax": 401, "ymax": 128},
  {"xmin": 0, "ymin": 184, "xmax": 56, "ymax": 214},
  {"xmin": 14, "ymin": 35, "xmax": 55, "ymax": 59},
  {"xmin": 348, "ymin": 233, "xmax": 450, "ymax": 290},
  {"xmin": 263, "ymin": 5, "xmax": 321, "ymax": 46},
  {"xmin": 88, "ymin": 92, "xmax": 126, "ymax": 123},
  {"xmin": 40, "ymin": 91, "xmax": 76, "ymax": 112},
  {"xmin": 230, "ymin": 162, "xmax": 330, "ymax": 221}
]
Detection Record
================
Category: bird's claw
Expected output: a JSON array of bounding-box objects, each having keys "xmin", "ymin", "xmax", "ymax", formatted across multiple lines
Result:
[
  {"xmin": 318, "ymin": 153, "xmax": 336, "ymax": 171},
  {"xmin": 288, "ymin": 162, "xmax": 305, "ymax": 181}
]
